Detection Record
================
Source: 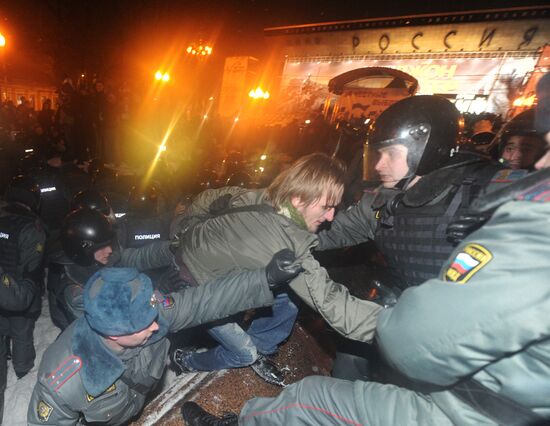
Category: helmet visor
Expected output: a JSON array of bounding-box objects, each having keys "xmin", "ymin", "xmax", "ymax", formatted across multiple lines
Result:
[{"xmin": 363, "ymin": 131, "xmax": 429, "ymax": 187}]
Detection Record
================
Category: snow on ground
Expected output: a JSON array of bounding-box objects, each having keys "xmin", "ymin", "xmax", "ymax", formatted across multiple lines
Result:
[{"xmin": 3, "ymin": 295, "xmax": 183, "ymax": 425}]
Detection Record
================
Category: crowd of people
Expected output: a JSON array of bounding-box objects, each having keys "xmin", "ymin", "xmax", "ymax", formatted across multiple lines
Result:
[{"xmin": 0, "ymin": 69, "xmax": 549, "ymax": 426}]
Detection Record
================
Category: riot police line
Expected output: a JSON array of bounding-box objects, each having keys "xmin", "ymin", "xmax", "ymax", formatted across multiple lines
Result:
[{"xmin": 0, "ymin": 82, "xmax": 549, "ymax": 425}]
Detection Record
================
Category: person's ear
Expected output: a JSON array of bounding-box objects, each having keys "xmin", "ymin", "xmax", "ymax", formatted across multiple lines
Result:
[{"xmin": 290, "ymin": 196, "xmax": 303, "ymax": 209}]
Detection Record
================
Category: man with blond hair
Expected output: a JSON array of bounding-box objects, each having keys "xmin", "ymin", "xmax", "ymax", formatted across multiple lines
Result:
[{"xmin": 171, "ymin": 153, "xmax": 356, "ymax": 385}]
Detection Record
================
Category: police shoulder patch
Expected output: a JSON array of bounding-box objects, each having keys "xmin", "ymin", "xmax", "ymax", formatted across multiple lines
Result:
[
  {"xmin": 445, "ymin": 243, "xmax": 493, "ymax": 284},
  {"xmin": 491, "ymin": 169, "xmax": 528, "ymax": 183},
  {"xmin": 515, "ymin": 179, "xmax": 550, "ymax": 203},
  {"xmin": 2, "ymin": 275, "xmax": 9, "ymax": 287},
  {"xmin": 46, "ymin": 356, "xmax": 82, "ymax": 392},
  {"xmin": 37, "ymin": 400, "xmax": 53, "ymax": 422},
  {"xmin": 153, "ymin": 291, "xmax": 175, "ymax": 310}
]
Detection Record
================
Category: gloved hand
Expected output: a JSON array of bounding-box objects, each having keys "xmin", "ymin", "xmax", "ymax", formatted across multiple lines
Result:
[
  {"xmin": 169, "ymin": 230, "xmax": 186, "ymax": 255},
  {"xmin": 446, "ymin": 212, "xmax": 491, "ymax": 245},
  {"xmin": 265, "ymin": 249, "xmax": 304, "ymax": 290}
]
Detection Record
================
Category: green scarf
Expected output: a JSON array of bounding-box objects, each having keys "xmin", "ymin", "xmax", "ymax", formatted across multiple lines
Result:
[{"xmin": 279, "ymin": 201, "xmax": 308, "ymax": 230}]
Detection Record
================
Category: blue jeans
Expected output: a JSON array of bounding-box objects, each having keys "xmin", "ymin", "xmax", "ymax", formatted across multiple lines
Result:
[{"xmin": 186, "ymin": 293, "xmax": 298, "ymax": 370}]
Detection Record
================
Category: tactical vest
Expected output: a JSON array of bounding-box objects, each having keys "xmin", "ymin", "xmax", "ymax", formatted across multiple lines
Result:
[
  {"xmin": 36, "ymin": 171, "xmax": 70, "ymax": 230},
  {"xmin": 0, "ymin": 204, "xmax": 37, "ymax": 276},
  {"xmin": 118, "ymin": 216, "xmax": 169, "ymax": 249},
  {"xmin": 374, "ymin": 161, "xmax": 501, "ymax": 290}
]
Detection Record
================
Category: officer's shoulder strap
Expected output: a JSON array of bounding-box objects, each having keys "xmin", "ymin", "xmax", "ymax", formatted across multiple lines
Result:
[
  {"xmin": 515, "ymin": 176, "xmax": 550, "ymax": 203},
  {"xmin": 472, "ymin": 167, "xmax": 550, "ymax": 212}
]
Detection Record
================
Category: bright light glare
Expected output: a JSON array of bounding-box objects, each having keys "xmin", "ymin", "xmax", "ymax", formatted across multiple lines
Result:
[
  {"xmin": 162, "ymin": 73, "xmax": 170, "ymax": 82},
  {"xmin": 305, "ymin": 119, "xmax": 311, "ymax": 124},
  {"xmin": 249, "ymin": 87, "xmax": 270, "ymax": 100},
  {"xmin": 0, "ymin": 34, "xmax": 5, "ymax": 47},
  {"xmin": 260, "ymin": 154, "xmax": 267, "ymax": 161},
  {"xmin": 159, "ymin": 145, "xmax": 167, "ymax": 152},
  {"xmin": 155, "ymin": 71, "xmax": 163, "ymax": 80}
]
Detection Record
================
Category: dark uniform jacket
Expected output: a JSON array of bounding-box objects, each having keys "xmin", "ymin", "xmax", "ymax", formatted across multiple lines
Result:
[
  {"xmin": 27, "ymin": 268, "xmax": 274, "ymax": 425},
  {"xmin": 318, "ymin": 157, "xmax": 516, "ymax": 289},
  {"xmin": 0, "ymin": 200, "xmax": 45, "ymax": 315},
  {"xmin": 60, "ymin": 240, "xmax": 174, "ymax": 322}
]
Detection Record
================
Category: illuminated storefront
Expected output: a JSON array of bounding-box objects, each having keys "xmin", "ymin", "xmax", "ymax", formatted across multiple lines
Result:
[{"xmin": 264, "ymin": 6, "xmax": 549, "ymax": 122}]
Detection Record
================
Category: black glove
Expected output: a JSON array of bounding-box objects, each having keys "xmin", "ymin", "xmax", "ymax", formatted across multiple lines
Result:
[
  {"xmin": 265, "ymin": 249, "xmax": 304, "ymax": 290},
  {"xmin": 446, "ymin": 212, "xmax": 491, "ymax": 245},
  {"xmin": 169, "ymin": 230, "xmax": 186, "ymax": 255}
]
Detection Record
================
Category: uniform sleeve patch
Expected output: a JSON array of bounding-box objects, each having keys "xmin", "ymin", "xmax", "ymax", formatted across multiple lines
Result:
[
  {"xmin": 491, "ymin": 169, "xmax": 528, "ymax": 183},
  {"xmin": 37, "ymin": 400, "xmax": 53, "ymax": 422},
  {"xmin": 152, "ymin": 290, "xmax": 175, "ymax": 309},
  {"xmin": 47, "ymin": 356, "xmax": 82, "ymax": 392},
  {"xmin": 2, "ymin": 275, "xmax": 9, "ymax": 287},
  {"xmin": 36, "ymin": 242, "xmax": 44, "ymax": 253},
  {"xmin": 516, "ymin": 180, "xmax": 550, "ymax": 203},
  {"xmin": 445, "ymin": 243, "xmax": 492, "ymax": 284}
]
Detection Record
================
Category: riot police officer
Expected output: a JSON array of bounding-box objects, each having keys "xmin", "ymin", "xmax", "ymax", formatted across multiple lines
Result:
[
  {"xmin": 316, "ymin": 95, "xmax": 513, "ymax": 380},
  {"xmin": 497, "ymin": 108, "xmax": 546, "ymax": 170},
  {"xmin": 0, "ymin": 175, "xmax": 46, "ymax": 385},
  {"xmin": 54, "ymin": 207, "xmax": 174, "ymax": 325},
  {"xmin": 117, "ymin": 183, "xmax": 170, "ymax": 249}
]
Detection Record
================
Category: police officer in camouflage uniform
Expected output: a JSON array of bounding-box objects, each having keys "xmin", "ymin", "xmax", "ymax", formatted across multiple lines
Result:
[
  {"xmin": 0, "ymin": 175, "xmax": 46, "ymax": 382},
  {"xmin": 182, "ymin": 73, "xmax": 550, "ymax": 426},
  {"xmin": 27, "ymin": 251, "xmax": 302, "ymax": 425}
]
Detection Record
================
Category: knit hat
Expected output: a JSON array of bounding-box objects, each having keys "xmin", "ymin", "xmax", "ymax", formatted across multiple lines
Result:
[
  {"xmin": 84, "ymin": 267, "xmax": 159, "ymax": 336},
  {"xmin": 535, "ymin": 72, "xmax": 550, "ymax": 135}
]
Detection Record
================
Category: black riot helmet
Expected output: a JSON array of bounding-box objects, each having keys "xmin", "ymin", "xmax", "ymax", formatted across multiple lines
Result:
[
  {"xmin": 127, "ymin": 183, "xmax": 159, "ymax": 217},
  {"xmin": 17, "ymin": 152, "xmax": 45, "ymax": 174},
  {"xmin": 497, "ymin": 109, "xmax": 545, "ymax": 156},
  {"xmin": 61, "ymin": 208, "xmax": 115, "ymax": 266},
  {"xmin": 366, "ymin": 95, "xmax": 462, "ymax": 180},
  {"xmin": 226, "ymin": 171, "xmax": 252, "ymax": 188},
  {"xmin": 6, "ymin": 175, "xmax": 41, "ymax": 212},
  {"xmin": 71, "ymin": 189, "xmax": 112, "ymax": 217}
]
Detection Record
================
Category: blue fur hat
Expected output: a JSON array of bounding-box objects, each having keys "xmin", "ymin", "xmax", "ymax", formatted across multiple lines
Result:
[{"xmin": 84, "ymin": 267, "xmax": 159, "ymax": 336}]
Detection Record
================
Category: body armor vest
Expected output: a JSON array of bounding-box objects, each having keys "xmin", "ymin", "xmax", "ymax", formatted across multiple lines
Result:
[
  {"xmin": 119, "ymin": 216, "xmax": 169, "ymax": 249},
  {"xmin": 0, "ymin": 204, "xmax": 37, "ymax": 276},
  {"xmin": 36, "ymin": 171, "xmax": 70, "ymax": 230},
  {"xmin": 374, "ymin": 161, "xmax": 500, "ymax": 290}
]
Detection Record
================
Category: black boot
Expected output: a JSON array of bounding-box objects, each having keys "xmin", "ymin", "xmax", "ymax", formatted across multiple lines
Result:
[
  {"xmin": 181, "ymin": 401, "xmax": 238, "ymax": 426},
  {"xmin": 250, "ymin": 355, "xmax": 286, "ymax": 387}
]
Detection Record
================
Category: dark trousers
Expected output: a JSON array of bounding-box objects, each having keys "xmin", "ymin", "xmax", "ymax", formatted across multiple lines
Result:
[
  {"xmin": 0, "ymin": 336, "xmax": 8, "ymax": 425},
  {"xmin": 0, "ymin": 315, "xmax": 36, "ymax": 375}
]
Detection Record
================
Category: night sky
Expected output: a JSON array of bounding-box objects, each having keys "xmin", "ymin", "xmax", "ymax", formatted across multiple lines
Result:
[{"xmin": 0, "ymin": 0, "xmax": 544, "ymax": 85}]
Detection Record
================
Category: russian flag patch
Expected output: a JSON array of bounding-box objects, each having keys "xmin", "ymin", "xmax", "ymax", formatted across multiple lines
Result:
[{"xmin": 445, "ymin": 243, "xmax": 492, "ymax": 283}]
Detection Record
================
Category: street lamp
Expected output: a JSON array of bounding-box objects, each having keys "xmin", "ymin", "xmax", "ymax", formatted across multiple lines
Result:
[
  {"xmin": 0, "ymin": 32, "xmax": 6, "ymax": 85},
  {"xmin": 248, "ymin": 87, "xmax": 270, "ymax": 100},
  {"xmin": 155, "ymin": 71, "xmax": 170, "ymax": 82},
  {"xmin": 186, "ymin": 43, "xmax": 212, "ymax": 57}
]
